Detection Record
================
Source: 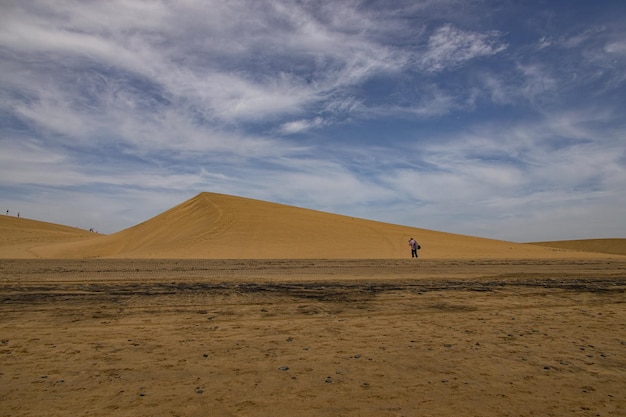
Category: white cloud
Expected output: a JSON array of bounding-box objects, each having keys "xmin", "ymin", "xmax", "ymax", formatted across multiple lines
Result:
[
  {"xmin": 249, "ymin": 161, "xmax": 398, "ymax": 213},
  {"xmin": 516, "ymin": 63, "xmax": 558, "ymax": 102},
  {"xmin": 418, "ymin": 24, "xmax": 507, "ymax": 72},
  {"xmin": 2, "ymin": 1, "xmax": 625, "ymax": 242},
  {"xmin": 538, "ymin": 37, "xmax": 553, "ymax": 49},
  {"xmin": 189, "ymin": 72, "xmax": 314, "ymax": 122},
  {"xmin": 0, "ymin": 140, "xmax": 75, "ymax": 186},
  {"xmin": 605, "ymin": 40, "xmax": 626, "ymax": 55},
  {"xmin": 279, "ymin": 117, "xmax": 325, "ymax": 134},
  {"xmin": 0, "ymin": 0, "xmax": 414, "ymax": 129},
  {"xmin": 399, "ymin": 88, "xmax": 459, "ymax": 117}
]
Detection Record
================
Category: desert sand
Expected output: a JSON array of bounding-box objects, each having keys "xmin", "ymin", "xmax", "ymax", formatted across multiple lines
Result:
[
  {"xmin": 531, "ymin": 239, "xmax": 626, "ymax": 257},
  {"xmin": 2, "ymin": 192, "xmax": 624, "ymax": 259},
  {"xmin": 1, "ymin": 193, "xmax": 625, "ymax": 416}
]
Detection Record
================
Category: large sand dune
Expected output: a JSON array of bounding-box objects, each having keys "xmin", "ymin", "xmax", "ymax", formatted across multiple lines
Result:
[{"xmin": 1, "ymin": 192, "xmax": 622, "ymax": 259}]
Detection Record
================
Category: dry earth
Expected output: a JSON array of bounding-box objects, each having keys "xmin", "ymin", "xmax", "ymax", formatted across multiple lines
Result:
[{"xmin": 1, "ymin": 259, "xmax": 625, "ymax": 417}]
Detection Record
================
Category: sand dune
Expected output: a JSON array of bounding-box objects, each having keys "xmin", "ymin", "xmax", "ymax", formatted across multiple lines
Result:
[
  {"xmin": 530, "ymin": 238, "xmax": 626, "ymax": 256},
  {"xmin": 0, "ymin": 215, "xmax": 99, "ymax": 258},
  {"xmin": 1, "ymin": 192, "xmax": 621, "ymax": 259},
  {"xmin": 2, "ymin": 198, "xmax": 625, "ymax": 416}
]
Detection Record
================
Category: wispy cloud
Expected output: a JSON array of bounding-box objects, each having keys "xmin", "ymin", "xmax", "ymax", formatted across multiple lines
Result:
[
  {"xmin": 418, "ymin": 24, "xmax": 507, "ymax": 72},
  {"xmin": 279, "ymin": 117, "xmax": 326, "ymax": 134},
  {"xmin": 1, "ymin": 0, "xmax": 625, "ymax": 241}
]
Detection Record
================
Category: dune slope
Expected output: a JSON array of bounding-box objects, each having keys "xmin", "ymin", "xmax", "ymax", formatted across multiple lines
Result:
[
  {"xmin": 530, "ymin": 239, "xmax": 626, "ymax": 256},
  {"xmin": 24, "ymin": 192, "xmax": 614, "ymax": 259},
  {"xmin": 0, "ymin": 215, "xmax": 99, "ymax": 258}
]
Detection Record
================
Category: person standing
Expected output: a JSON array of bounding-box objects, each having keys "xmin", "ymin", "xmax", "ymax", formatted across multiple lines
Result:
[{"xmin": 408, "ymin": 237, "xmax": 420, "ymax": 258}]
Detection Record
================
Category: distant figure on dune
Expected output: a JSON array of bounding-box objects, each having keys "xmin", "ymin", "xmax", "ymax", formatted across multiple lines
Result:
[{"xmin": 408, "ymin": 237, "xmax": 420, "ymax": 258}]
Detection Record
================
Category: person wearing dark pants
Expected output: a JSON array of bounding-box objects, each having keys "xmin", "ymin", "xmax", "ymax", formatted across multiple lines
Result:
[{"xmin": 408, "ymin": 237, "xmax": 420, "ymax": 258}]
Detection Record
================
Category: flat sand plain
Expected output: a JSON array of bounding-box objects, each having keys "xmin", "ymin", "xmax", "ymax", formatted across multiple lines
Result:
[{"xmin": 1, "ymin": 258, "xmax": 625, "ymax": 417}]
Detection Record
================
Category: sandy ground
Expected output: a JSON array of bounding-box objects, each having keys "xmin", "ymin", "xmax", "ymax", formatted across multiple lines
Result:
[
  {"xmin": 1, "ymin": 259, "xmax": 625, "ymax": 417},
  {"xmin": 531, "ymin": 239, "xmax": 626, "ymax": 257}
]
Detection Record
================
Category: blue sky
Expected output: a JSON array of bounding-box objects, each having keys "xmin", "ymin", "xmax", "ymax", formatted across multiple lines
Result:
[{"xmin": 1, "ymin": 0, "xmax": 625, "ymax": 242}]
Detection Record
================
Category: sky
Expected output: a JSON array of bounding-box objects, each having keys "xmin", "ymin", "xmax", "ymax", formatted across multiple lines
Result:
[{"xmin": 1, "ymin": 0, "xmax": 625, "ymax": 242}]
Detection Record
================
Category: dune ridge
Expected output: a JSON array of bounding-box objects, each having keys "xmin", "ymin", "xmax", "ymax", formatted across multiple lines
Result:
[{"xmin": 1, "ymin": 192, "xmax": 622, "ymax": 259}]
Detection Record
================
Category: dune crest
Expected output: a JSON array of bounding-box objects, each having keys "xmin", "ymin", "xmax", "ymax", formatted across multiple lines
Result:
[{"xmin": 2, "ymin": 192, "xmax": 620, "ymax": 259}]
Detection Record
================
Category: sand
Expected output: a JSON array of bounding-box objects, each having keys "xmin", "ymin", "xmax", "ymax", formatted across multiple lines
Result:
[
  {"xmin": 1, "ymin": 258, "xmax": 625, "ymax": 417},
  {"xmin": 0, "ymin": 215, "xmax": 99, "ymax": 259},
  {"xmin": 1, "ymin": 193, "xmax": 625, "ymax": 416},
  {"xmin": 531, "ymin": 239, "xmax": 626, "ymax": 257},
  {"xmin": 2, "ymin": 193, "xmax": 624, "ymax": 259}
]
